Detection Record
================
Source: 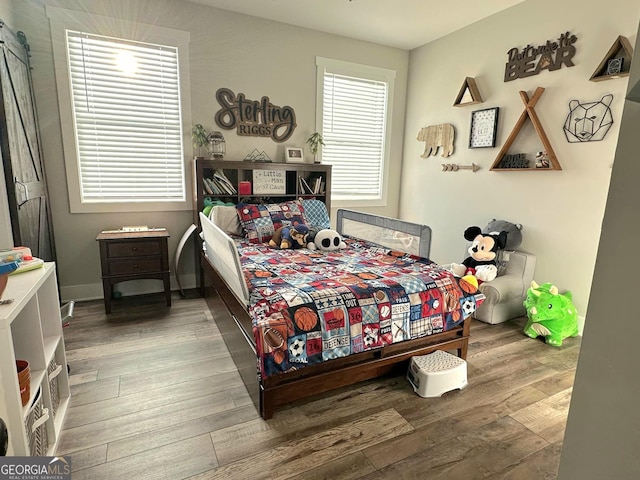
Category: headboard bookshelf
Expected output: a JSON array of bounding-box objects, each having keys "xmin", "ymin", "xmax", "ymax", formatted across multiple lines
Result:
[{"xmin": 192, "ymin": 159, "xmax": 332, "ymax": 224}]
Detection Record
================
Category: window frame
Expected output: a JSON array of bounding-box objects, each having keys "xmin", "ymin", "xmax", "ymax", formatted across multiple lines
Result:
[
  {"xmin": 315, "ymin": 57, "xmax": 395, "ymax": 207},
  {"xmin": 47, "ymin": 6, "xmax": 193, "ymax": 213}
]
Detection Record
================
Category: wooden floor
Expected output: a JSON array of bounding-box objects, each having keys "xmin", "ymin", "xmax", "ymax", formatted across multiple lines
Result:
[{"xmin": 57, "ymin": 289, "xmax": 580, "ymax": 479}]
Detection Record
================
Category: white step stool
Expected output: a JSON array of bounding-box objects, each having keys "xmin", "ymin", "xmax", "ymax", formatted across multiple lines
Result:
[{"xmin": 407, "ymin": 350, "xmax": 468, "ymax": 398}]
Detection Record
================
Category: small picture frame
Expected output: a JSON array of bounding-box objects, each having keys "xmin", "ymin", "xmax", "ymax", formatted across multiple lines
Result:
[
  {"xmin": 285, "ymin": 146, "xmax": 304, "ymax": 163},
  {"xmin": 469, "ymin": 107, "xmax": 499, "ymax": 148},
  {"xmin": 606, "ymin": 58, "xmax": 623, "ymax": 76}
]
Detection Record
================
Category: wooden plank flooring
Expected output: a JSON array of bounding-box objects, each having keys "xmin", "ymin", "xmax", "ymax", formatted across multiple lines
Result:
[{"xmin": 57, "ymin": 290, "xmax": 580, "ymax": 479}]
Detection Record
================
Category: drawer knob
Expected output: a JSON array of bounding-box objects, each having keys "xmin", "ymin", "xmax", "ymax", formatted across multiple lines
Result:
[
  {"xmin": 134, "ymin": 264, "xmax": 139, "ymax": 269},
  {"xmin": 131, "ymin": 247, "xmax": 138, "ymax": 252}
]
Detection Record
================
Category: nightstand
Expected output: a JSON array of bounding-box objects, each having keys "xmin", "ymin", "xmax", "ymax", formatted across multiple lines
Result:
[{"xmin": 96, "ymin": 230, "xmax": 171, "ymax": 313}]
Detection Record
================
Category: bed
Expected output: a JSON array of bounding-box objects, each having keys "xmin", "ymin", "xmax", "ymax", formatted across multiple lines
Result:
[{"xmin": 199, "ymin": 207, "xmax": 484, "ymax": 419}]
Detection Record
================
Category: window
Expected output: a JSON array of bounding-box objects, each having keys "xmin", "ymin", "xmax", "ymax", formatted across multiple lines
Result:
[
  {"xmin": 47, "ymin": 7, "xmax": 191, "ymax": 213},
  {"xmin": 67, "ymin": 32, "xmax": 184, "ymax": 203},
  {"xmin": 316, "ymin": 57, "xmax": 395, "ymax": 204}
]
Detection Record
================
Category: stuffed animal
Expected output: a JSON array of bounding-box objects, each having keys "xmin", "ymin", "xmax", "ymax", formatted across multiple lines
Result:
[
  {"xmin": 484, "ymin": 219, "xmax": 522, "ymax": 251},
  {"xmin": 307, "ymin": 229, "xmax": 346, "ymax": 251},
  {"xmin": 269, "ymin": 224, "xmax": 310, "ymax": 249},
  {"xmin": 523, "ymin": 281, "xmax": 579, "ymax": 347},
  {"xmin": 451, "ymin": 226, "xmax": 507, "ymax": 282},
  {"xmin": 202, "ymin": 197, "xmax": 235, "ymax": 218}
]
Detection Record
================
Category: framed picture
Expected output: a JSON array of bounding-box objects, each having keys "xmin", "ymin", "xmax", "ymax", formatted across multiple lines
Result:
[
  {"xmin": 285, "ymin": 146, "xmax": 304, "ymax": 163},
  {"xmin": 607, "ymin": 58, "xmax": 623, "ymax": 76},
  {"xmin": 469, "ymin": 107, "xmax": 499, "ymax": 148}
]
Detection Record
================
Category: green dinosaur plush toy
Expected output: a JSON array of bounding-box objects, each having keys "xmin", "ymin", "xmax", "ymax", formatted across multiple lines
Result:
[{"xmin": 523, "ymin": 281, "xmax": 579, "ymax": 347}]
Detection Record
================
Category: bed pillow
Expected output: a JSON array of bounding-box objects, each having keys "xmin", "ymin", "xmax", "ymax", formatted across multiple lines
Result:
[
  {"xmin": 301, "ymin": 199, "xmax": 330, "ymax": 230},
  {"xmin": 210, "ymin": 205, "xmax": 243, "ymax": 236},
  {"xmin": 236, "ymin": 200, "xmax": 307, "ymax": 244}
]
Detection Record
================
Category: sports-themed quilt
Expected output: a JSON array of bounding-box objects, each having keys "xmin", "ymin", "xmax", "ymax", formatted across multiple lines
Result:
[{"xmin": 239, "ymin": 238, "xmax": 484, "ymax": 379}]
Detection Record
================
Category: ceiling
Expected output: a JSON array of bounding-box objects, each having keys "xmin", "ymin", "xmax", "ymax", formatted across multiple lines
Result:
[{"xmin": 184, "ymin": 0, "xmax": 525, "ymax": 50}]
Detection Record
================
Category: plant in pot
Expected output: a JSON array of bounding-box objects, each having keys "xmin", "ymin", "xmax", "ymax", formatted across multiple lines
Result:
[
  {"xmin": 306, "ymin": 132, "xmax": 325, "ymax": 164},
  {"xmin": 192, "ymin": 124, "xmax": 209, "ymax": 158}
]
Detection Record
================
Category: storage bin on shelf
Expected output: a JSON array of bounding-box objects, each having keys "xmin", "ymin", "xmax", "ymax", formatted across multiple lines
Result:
[
  {"xmin": 25, "ymin": 388, "xmax": 49, "ymax": 456},
  {"xmin": 47, "ymin": 359, "xmax": 63, "ymax": 418},
  {"xmin": 16, "ymin": 360, "xmax": 30, "ymax": 406}
]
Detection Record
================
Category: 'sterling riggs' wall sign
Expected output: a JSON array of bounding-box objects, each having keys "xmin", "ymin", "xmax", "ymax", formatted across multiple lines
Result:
[
  {"xmin": 505, "ymin": 31, "xmax": 578, "ymax": 82},
  {"xmin": 214, "ymin": 88, "xmax": 297, "ymax": 143}
]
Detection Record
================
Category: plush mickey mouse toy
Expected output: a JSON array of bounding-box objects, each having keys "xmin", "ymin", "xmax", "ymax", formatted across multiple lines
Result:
[{"xmin": 452, "ymin": 226, "xmax": 508, "ymax": 283}]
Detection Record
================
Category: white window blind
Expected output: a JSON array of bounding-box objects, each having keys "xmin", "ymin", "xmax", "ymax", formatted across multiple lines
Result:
[
  {"xmin": 67, "ymin": 31, "xmax": 185, "ymax": 202},
  {"xmin": 320, "ymin": 69, "xmax": 390, "ymax": 201}
]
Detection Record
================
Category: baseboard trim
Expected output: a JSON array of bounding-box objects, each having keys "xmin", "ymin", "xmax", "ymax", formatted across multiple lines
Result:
[{"xmin": 60, "ymin": 273, "xmax": 198, "ymax": 303}]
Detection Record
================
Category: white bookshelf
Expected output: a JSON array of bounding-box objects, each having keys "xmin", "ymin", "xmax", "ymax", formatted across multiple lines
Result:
[{"xmin": 0, "ymin": 263, "xmax": 70, "ymax": 455}]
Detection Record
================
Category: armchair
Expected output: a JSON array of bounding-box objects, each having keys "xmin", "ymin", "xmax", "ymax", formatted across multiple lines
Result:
[{"xmin": 474, "ymin": 250, "xmax": 536, "ymax": 324}]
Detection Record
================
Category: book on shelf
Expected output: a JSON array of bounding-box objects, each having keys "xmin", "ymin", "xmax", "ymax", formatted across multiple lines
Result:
[
  {"xmin": 203, "ymin": 178, "xmax": 213, "ymax": 194},
  {"xmin": 213, "ymin": 170, "xmax": 237, "ymax": 194},
  {"xmin": 304, "ymin": 176, "xmax": 324, "ymax": 194},
  {"xmin": 210, "ymin": 176, "xmax": 227, "ymax": 194},
  {"xmin": 203, "ymin": 174, "xmax": 237, "ymax": 196},
  {"xmin": 208, "ymin": 177, "xmax": 224, "ymax": 195},
  {"xmin": 299, "ymin": 177, "xmax": 313, "ymax": 194}
]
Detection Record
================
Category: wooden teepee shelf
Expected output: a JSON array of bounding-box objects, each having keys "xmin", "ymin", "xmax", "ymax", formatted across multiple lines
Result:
[
  {"xmin": 491, "ymin": 87, "xmax": 562, "ymax": 171},
  {"xmin": 590, "ymin": 35, "xmax": 634, "ymax": 82},
  {"xmin": 453, "ymin": 77, "xmax": 484, "ymax": 107}
]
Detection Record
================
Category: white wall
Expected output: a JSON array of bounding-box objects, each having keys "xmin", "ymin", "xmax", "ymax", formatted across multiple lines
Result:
[
  {"xmin": 11, "ymin": 0, "xmax": 408, "ymax": 301},
  {"xmin": 558, "ymin": 23, "xmax": 640, "ymax": 479},
  {"xmin": 0, "ymin": 0, "xmax": 14, "ymax": 30},
  {"xmin": 401, "ymin": 0, "xmax": 640, "ymax": 319}
]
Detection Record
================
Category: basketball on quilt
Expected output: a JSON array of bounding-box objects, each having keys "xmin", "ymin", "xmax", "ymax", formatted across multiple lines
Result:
[
  {"xmin": 333, "ymin": 309, "xmax": 345, "ymax": 323},
  {"xmin": 358, "ymin": 272, "xmax": 378, "ymax": 280},
  {"xmin": 378, "ymin": 255, "xmax": 396, "ymax": 264},
  {"xmin": 272, "ymin": 349, "xmax": 285, "ymax": 364},
  {"xmin": 294, "ymin": 307, "xmax": 318, "ymax": 331},
  {"xmin": 459, "ymin": 275, "xmax": 479, "ymax": 294}
]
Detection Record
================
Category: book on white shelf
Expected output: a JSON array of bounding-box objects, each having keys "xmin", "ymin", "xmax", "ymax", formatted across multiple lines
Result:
[{"xmin": 10, "ymin": 257, "xmax": 44, "ymax": 275}]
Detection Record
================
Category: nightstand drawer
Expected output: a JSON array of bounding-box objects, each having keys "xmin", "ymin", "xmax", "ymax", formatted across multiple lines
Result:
[
  {"xmin": 108, "ymin": 257, "xmax": 163, "ymax": 276},
  {"xmin": 107, "ymin": 240, "xmax": 162, "ymax": 258}
]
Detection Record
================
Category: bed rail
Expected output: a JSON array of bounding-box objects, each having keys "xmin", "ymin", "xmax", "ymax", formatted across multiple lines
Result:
[
  {"xmin": 336, "ymin": 209, "xmax": 432, "ymax": 258},
  {"xmin": 199, "ymin": 212, "xmax": 250, "ymax": 306}
]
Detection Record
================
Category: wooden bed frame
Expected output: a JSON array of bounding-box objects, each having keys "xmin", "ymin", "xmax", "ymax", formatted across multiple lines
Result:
[{"xmin": 199, "ymin": 210, "xmax": 473, "ymax": 419}]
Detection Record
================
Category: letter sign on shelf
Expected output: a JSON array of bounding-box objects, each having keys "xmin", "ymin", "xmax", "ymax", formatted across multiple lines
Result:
[{"xmin": 253, "ymin": 170, "xmax": 286, "ymax": 195}]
